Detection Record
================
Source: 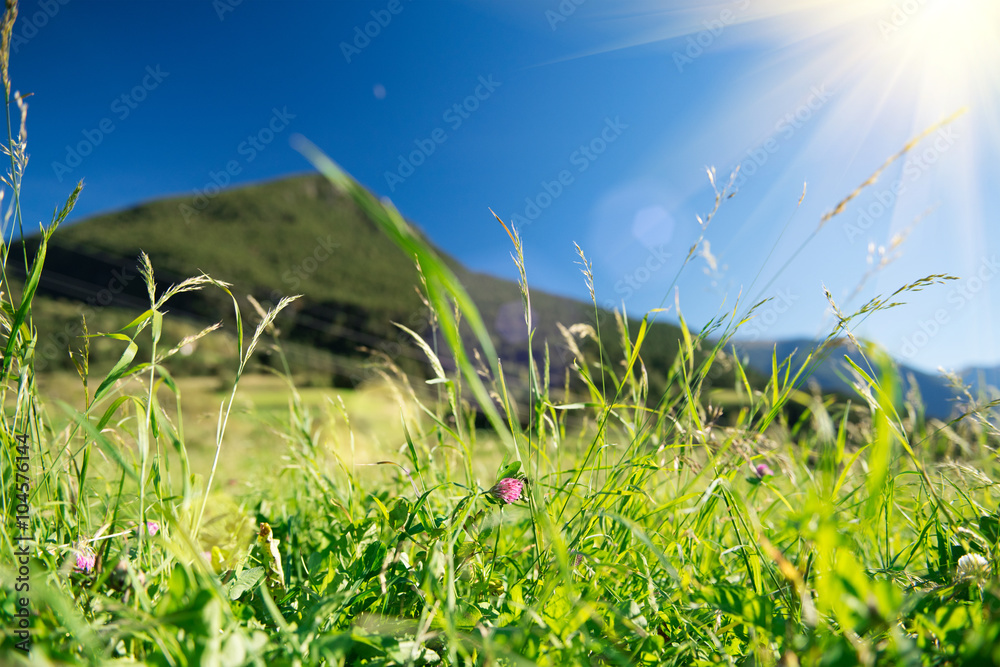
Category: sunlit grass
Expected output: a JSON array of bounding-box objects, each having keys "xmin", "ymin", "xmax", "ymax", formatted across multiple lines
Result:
[{"xmin": 2, "ymin": 2, "xmax": 1000, "ymax": 665}]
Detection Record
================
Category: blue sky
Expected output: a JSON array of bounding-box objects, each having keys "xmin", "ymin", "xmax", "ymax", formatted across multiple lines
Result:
[{"xmin": 10, "ymin": 0, "xmax": 1000, "ymax": 372}]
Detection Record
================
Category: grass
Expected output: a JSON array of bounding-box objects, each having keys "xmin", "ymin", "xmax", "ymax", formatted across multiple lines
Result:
[
  {"xmin": 2, "ymin": 3, "xmax": 1000, "ymax": 664},
  {"xmin": 32, "ymin": 372, "xmax": 434, "ymax": 485}
]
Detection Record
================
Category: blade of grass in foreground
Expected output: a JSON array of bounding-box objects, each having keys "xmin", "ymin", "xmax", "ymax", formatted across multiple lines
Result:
[
  {"xmin": 0, "ymin": 182, "xmax": 81, "ymax": 386},
  {"xmin": 293, "ymin": 135, "xmax": 518, "ymax": 457}
]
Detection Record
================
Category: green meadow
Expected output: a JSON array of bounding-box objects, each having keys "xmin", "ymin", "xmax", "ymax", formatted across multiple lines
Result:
[{"xmin": 2, "ymin": 5, "xmax": 999, "ymax": 666}]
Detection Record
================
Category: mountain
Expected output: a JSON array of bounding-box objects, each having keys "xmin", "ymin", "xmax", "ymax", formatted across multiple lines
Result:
[
  {"xmin": 728, "ymin": 338, "xmax": 973, "ymax": 420},
  {"xmin": 14, "ymin": 172, "xmax": 990, "ymax": 421},
  {"xmin": 962, "ymin": 366, "xmax": 1000, "ymax": 393},
  {"xmin": 12, "ymin": 173, "xmax": 689, "ymax": 396}
]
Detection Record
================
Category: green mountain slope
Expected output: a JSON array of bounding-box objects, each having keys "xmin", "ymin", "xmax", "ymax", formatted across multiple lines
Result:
[
  {"xmin": 16, "ymin": 173, "xmax": 688, "ymax": 394},
  {"xmin": 43, "ymin": 174, "xmax": 427, "ymax": 312}
]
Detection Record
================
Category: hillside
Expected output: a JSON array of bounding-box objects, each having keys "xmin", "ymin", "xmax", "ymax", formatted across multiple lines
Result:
[
  {"xmin": 14, "ymin": 173, "xmax": 988, "ymax": 421},
  {"xmin": 731, "ymin": 338, "xmax": 976, "ymax": 420},
  {"xmin": 13, "ymin": 173, "xmax": 689, "ymax": 397}
]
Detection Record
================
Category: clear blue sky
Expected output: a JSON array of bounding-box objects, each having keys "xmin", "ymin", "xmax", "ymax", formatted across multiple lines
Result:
[{"xmin": 10, "ymin": 0, "xmax": 1000, "ymax": 372}]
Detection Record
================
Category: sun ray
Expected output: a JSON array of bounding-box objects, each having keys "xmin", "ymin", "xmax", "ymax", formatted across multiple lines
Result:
[{"xmin": 546, "ymin": 0, "xmax": 1000, "ymax": 366}]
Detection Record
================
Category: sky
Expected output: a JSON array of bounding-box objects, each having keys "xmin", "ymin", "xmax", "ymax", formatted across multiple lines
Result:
[{"xmin": 8, "ymin": 0, "xmax": 1000, "ymax": 373}]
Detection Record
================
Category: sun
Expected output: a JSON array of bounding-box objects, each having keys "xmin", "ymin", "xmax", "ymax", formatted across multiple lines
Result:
[
  {"xmin": 546, "ymin": 0, "xmax": 1000, "ymax": 139},
  {"xmin": 543, "ymin": 0, "xmax": 1000, "ymax": 355},
  {"xmin": 871, "ymin": 0, "xmax": 1000, "ymax": 108}
]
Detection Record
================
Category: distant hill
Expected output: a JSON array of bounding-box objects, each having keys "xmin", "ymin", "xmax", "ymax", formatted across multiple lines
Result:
[
  {"xmin": 13, "ymin": 173, "xmax": 688, "ymax": 397},
  {"xmin": 728, "ymin": 338, "xmax": 978, "ymax": 420},
  {"xmin": 14, "ymin": 172, "xmax": 991, "ymax": 421}
]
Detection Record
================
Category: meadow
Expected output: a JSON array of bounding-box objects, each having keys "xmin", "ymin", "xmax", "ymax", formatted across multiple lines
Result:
[{"xmin": 2, "ymin": 6, "xmax": 1000, "ymax": 666}]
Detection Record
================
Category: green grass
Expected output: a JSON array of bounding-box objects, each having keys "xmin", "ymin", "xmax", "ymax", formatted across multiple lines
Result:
[
  {"xmin": 32, "ymin": 372, "xmax": 439, "ymax": 484},
  {"xmin": 2, "ymin": 4, "xmax": 1000, "ymax": 665}
]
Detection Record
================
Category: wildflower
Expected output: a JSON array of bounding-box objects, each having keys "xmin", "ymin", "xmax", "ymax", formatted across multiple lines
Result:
[
  {"xmin": 956, "ymin": 553, "xmax": 991, "ymax": 583},
  {"xmin": 488, "ymin": 477, "xmax": 524, "ymax": 505},
  {"xmin": 128, "ymin": 520, "xmax": 160, "ymax": 536},
  {"xmin": 75, "ymin": 545, "xmax": 96, "ymax": 573},
  {"xmin": 754, "ymin": 463, "xmax": 774, "ymax": 478}
]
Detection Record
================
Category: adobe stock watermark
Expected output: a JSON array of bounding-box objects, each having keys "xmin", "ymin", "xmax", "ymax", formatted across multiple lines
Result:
[
  {"xmin": 280, "ymin": 234, "xmax": 340, "ymax": 291},
  {"xmin": 213, "ymin": 0, "xmax": 243, "ymax": 20},
  {"xmin": 340, "ymin": 0, "xmax": 414, "ymax": 63},
  {"xmin": 899, "ymin": 254, "xmax": 998, "ymax": 359},
  {"xmin": 611, "ymin": 243, "xmax": 671, "ymax": 303},
  {"xmin": 877, "ymin": 0, "xmax": 927, "ymax": 39},
  {"xmin": 179, "ymin": 107, "xmax": 296, "ymax": 223},
  {"xmin": 51, "ymin": 65, "xmax": 169, "ymax": 182},
  {"xmin": 545, "ymin": 0, "xmax": 586, "ymax": 30},
  {"xmin": 842, "ymin": 125, "xmax": 958, "ymax": 244},
  {"xmin": 508, "ymin": 116, "xmax": 628, "ymax": 228},
  {"xmin": 35, "ymin": 263, "xmax": 139, "ymax": 372},
  {"xmin": 673, "ymin": 0, "xmax": 751, "ymax": 72},
  {"xmin": 345, "ymin": 305, "xmax": 436, "ymax": 386},
  {"xmin": 10, "ymin": 0, "xmax": 70, "ymax": 54},
  {"xmin": 383, "ymin": 75, "xmax": 501, "ymax": 193},
  {"xmin": 742, "ymin": 289, "xmax": 799, "ymax": 341},
  {"xmin": 11, "ymin": 431, "xmax": 32, "ymax": 655},
  {"xmin": 731, "ymin": 84, "xmax": 832, "ymax": 190}
]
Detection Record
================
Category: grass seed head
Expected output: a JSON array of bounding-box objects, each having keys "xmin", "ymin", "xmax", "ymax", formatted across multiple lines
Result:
[{"xmin": 956, "ymin": 553, "xmax": 991, "ymax": 584}]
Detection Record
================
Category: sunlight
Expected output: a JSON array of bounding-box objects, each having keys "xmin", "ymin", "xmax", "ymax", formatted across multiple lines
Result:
[
  {"xmin": 875, "ymin": 0, "xmax": 1000, "ymax": 107},
  {"xmin": 633, "ymin": 1, "xmax": 997, "ymax": 246},
  {"xmin": 568, "ymin": 0, "xmax": 999, "ymax": 144},
  {"xmin": 562, "ymin": 0, "xmax": 999, "ymax": 359}
]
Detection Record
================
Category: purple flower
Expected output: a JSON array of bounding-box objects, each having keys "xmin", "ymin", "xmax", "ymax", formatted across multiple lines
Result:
[
  {"xmin": 754, "ymin": 463, "xmax": 774, "ymax": 478},
  {"xmin": 488, "ymin": 477, "xmax": 524, "ymax": 505},
  {"xmin": 75, "ymin": 546, "xmax": 96, "ymax": 573},
  {"xmin": 129, "ymin": 520, "xmax": 160, "ymax": 536}
]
